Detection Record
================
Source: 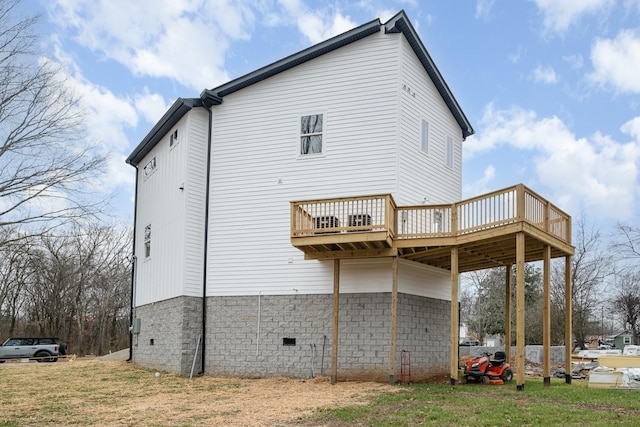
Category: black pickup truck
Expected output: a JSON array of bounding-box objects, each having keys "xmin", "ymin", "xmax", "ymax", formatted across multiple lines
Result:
[{"xmin": 0, "ymin": 337, "xmax": 67, "ymax": 362}]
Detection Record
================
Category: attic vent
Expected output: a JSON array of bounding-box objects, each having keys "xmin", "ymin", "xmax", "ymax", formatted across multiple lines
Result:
[{"xmin": 170, "ymin": 129, "xmax": 179, "ymax": 147}]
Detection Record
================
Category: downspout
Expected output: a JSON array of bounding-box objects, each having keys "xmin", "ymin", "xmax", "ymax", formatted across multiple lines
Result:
[
  {"xmin": 200, "ymin": 105, "xmax": 213, "ymax": 375},
  {"xmin": 127, "ymin": 169, "xmax": 139, "ymax": 362}
]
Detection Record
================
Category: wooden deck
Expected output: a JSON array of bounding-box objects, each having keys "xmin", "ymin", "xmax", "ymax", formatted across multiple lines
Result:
[{"xmin": 291, "ymin": 184, "xmax": 574, "ymax": 270}]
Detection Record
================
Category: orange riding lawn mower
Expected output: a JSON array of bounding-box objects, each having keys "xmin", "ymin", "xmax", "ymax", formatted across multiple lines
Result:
[{"xmin": 460, "ymin": 351, "xmax": 513, "ymax": 385}]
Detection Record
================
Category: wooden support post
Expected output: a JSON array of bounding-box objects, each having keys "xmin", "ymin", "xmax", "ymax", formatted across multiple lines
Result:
[
  {"xmin": 389, "ymin": 256, "xmax": 398, "ymax": 384},
  {"xmin": 543, "ymin": 245, "xmax": 551, "ymax": 386},
  {"xmin": 331, "ymin": 259, "xmax": 340, "ymax": 385},
  {"xmin": 505, "ymin": 264, "xmax": 512, "ymax": 364},
  {"xmin": 516, "ymin": 232, "xmax": 525, "ymax": 391},
  {"xmin": 450, "ymin": 247, "xmax": 459, "ymax": 386},
  {"xmin": 565, "ymin": 255, "xmax": 572, "ymax": 384}
]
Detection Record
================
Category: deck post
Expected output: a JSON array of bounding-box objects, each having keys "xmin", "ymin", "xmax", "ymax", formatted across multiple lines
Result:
[
  {"xmin": 516, "ymin": 232, "xmax": 525, "ymax": 391},
  {"xmin": 389, "ymin": 256, "xmax": 398, "ymax": 384},
  {"xmin": 564, "ymin": 255, "xmax": 572, "ymax": 384},
  {"xmin": 331, "ymin": 259, "xmax": 340, "ymax": 385},
  {"xmin": 505, "ymin": 264, "xmax": 512, "ymax": 364},
  {"xmin": 450, "ymin": 247, "xmax": 459, "ymax": 386},
  {"xmin": 543, "ymin": 245, "xmax": 551, "ymax": 386}
]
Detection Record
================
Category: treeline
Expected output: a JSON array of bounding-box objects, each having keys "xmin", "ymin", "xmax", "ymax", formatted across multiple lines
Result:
[
  {"xmin": 461, "ymin": 219, "xmax": 640, "ymax": 349},
  {"xmin": 0, "ymin": 223, "xmax": 131, "ymax": 356}
]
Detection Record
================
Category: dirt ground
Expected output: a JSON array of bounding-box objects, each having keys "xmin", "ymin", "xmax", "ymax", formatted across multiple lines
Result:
[{"xmin": 0, "ymin": 357, "xmax": 401, "ymax": 426}]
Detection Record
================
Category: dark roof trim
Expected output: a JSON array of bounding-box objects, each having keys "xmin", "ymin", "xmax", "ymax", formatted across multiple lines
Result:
[
  {"xmin": 128, "ymin": 11, "xmax": 474, "ymax": 168},
  {"xmin": 200, "ymin": 18, "xmax": 382, "ymax": 100},
  {"xmin": 126, "ymin": 98, "xmax": 207, "ymax": 167},
  {"xmin": 385, "ymin": 11, "xmax": 475, "ymax": 139}
]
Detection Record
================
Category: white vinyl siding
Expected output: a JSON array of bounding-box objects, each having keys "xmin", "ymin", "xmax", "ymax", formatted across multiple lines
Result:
[
  {"xmin": 421, "ymin": 119, "xmax": 429, "ymax": 154},
  {"xmin": 397, "ymin": 36, "xmax": 462, "ymax": 206},
  {"xmin": 207, "ymin": 31, "xmax": 401, "ymax": 296},
  {"xmin": 445, "ymin": 136, "xmax": 454, "ymax": 168},
  {"xmin": 135, "ymin": 109, "xmax": 208, "ymax": 306}
]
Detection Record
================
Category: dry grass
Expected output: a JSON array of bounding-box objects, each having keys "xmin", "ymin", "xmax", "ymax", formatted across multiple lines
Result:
[{"xmin": 0, "ymin": 358, "xmax": 397, "ymax": 426}]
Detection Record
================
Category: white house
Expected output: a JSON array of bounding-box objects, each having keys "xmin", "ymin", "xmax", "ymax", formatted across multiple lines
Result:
[{"xmin": 126, "ymin": 10, "xmax": 574, "ymax": 386}]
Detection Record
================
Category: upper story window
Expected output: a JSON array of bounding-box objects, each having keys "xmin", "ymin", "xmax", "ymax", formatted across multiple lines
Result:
[
  {"xmin": 143, "ymin": 156, "xmax": 157, "ymax": 179},
  {"xmin": 300, "ymin": 114, "xmax": 323, "ymax": 155},
  {"xmin": 169, "ymin": 129, "xmax": 179, "ymax": 148},
  {"xmin": 421, "ymin": 120, "xmax": 429, "ymax": 154},
  {"xmin": 445, "ymin": 136, "xmax": 453, "ymax": 168},
  {"xmin": 144, "ymin": 224, "xmax": 151, "ymax": 259}
]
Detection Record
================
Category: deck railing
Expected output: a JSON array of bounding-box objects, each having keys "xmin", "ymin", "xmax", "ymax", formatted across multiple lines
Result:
[
  {"xmin": 290, "ymin": 194, "xmax": 397, "ymax": 238},
  {"xmin": 291, "ymin": 184, "xmax": 571, "ymax": 244}
]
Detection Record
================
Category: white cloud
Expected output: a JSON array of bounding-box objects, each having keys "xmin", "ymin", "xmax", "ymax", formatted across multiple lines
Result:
[
  {"xmin": 475, "ymin": 0, "xmax": 496, "ymax": 21},
  {"xmin": 533, "ymin": 0, "xmax": 614, "ymax": 35},
  {"xmin": 46, "ymin": 0, "xmax": 257, "ymax": 91},
  {"xmin": 509, "ymin": 45, "xmax": 525, "ymax": 64},
  {"xmin": 621, "ymin": 116, "xmax": 640, "ymax": 140},
  {"xmin": 531, "ymin": 65, "xmax": 558, "ymax": 84},
  {"xmin": 46, "ymin": 42, "xmax": 139, "ymax": 194},
  {"xmin": 276, "ymin": 1, "xmax": 358, "ymax": 44},
  {"xmin": 562, "ymin": 54, "xmax": 584, "ymax": 69},
  {"xmin": 463, "ymin": 165, "xmax": 496, "ymax": 198},
  {"xmin": 467, "ymin": 104, "xmax": 640, "ymax": 220},
  {"xmin": 135, "ymin": 89, "xmax": 171, "ymax": 125},
  {"xmin": 589, "ymin": 29, "xmax": 640, "ymax": 94}
]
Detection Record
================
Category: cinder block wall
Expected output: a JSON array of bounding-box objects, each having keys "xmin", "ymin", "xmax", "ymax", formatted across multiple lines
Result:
[
  {"xmin": 132, "ymin": 296, "xmax": 203, "ymax": 376},
  {"xmin": 205, "ymin": 293, "xmax": 450, "ymax": 381}
]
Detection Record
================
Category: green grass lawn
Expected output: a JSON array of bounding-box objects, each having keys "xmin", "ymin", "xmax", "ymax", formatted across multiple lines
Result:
[{"xmin": 300, "ymin": 378, "xmax": 640, "ymax": 426}]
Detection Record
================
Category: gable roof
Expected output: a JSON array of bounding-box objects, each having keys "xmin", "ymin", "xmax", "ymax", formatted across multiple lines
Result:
[
  {"xmin": 384, "ymin": 11, "xmax": 474, "ymax": 139},
  {"xmin": 127, "ymin": 10, "xmax": 474, "ymax": 167}
]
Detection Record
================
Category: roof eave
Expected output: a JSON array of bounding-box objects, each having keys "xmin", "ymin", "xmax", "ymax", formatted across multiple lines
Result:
[
  {"xmin": 385, "ymin": 11, "xmax": 475, "ymax": 139},
  {"xmin": 126, "ymin": 98, "xmax": 203, "ymax": 167},
  {"xmin": 201, "ymin": 18, "xmax": 382, "ymax": 100}
]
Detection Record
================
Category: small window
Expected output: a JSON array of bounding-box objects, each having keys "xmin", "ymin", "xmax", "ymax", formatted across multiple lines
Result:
[
  {"xmin": 170, "ymin": 129, "xmax": 178, "ymax": 148},
  {"xmin": 144, "ymin": 224, "xmax": 151, "ymax": 259},
  {"xmin": 421, "ymin": 120, "xmax": 429, "ymax": 154},
  {"xmin": 624, "ymin": 336, "xmax": 632, "ymax": 344},
  {"xmin": 445, "ymin": 136, "xmax": 453, "ymax": 168},
  {"xmin": 300, "ymin": 114, "xmax": 323, "ymax": 155},
  {"xmin": 143, "ymin": 156, "xmax": 157, "ymax": 178}
]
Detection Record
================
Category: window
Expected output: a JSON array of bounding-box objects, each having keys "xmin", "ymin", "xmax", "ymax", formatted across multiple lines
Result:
[
  {"xmin": 144, "ymin": 224, "xmax": 151, "ymax": 259},
  {"xmin": 170, "ymin": 129, "xmax": 178, "ymax": 148},
  {"xmin": 445, "ymin": 136, "xmax": 453, "ymax": 168},
  {"xmin": 624, "ymin": 336, "xmax": 632, "ymax": 344},
  {"xmin": 421, "ymin": 120, "xmax": 429, "ymax": 154},
  {"xmin": 300, "ymin": 114, "xmax": 323, "ymax": 155},
  {"xmin": 143, "ymin": 156, "xmax": 157, "ymax": 178}
]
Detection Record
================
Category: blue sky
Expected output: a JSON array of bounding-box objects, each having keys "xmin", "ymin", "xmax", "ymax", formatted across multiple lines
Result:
[{"xmin": 20, "ymin": 0, "xmax": 640, "ymax": 232}]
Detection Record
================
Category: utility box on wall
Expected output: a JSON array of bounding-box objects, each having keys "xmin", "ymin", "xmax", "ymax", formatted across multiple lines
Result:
[{"xmin": 131, "ymin": 317, "xmax": 141, "ymax": 334}]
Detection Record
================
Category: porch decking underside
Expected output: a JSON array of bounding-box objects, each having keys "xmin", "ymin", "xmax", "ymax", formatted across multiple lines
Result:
[{"xmin": 292, "ymin": 221, "xmax": 573, "ymax": 272}]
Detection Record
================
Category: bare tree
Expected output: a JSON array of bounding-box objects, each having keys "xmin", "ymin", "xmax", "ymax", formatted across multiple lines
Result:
[
  {"xmin": 612, "ymin": 223, "xmax": 640, "ymax": 262},
  {"xmin": 552, "ymin": 217, "xmax": 611, "ymax": 350},
  {"xmin": 461, "ymin": 265, "xmax": 543, "ymax": 345},
  {"xmin": 1, "ymin": 222, "xmax": 131, "ymax": 355},
  {"xmin": 0, "ymin": 0, "xmax": 104, "ymax": 245},
  {"xmin": 610, "ymin": 271, "xmax": 640, "ymax": 344}
]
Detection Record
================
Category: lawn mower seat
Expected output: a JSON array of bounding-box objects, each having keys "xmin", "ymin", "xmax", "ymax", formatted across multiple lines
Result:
[{"xmin": 490, "ymin": 351, "xmax": 506, "ymax": 366}]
